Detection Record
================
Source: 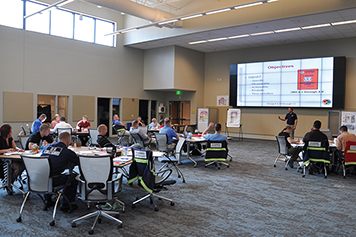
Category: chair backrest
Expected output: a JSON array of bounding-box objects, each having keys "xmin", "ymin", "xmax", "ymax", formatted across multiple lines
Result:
[
  {"xmin": 78, "ymin": 155, "xmax": 114, "ymax": 200},
  {"xmin": 131, "ymin": 133, "xmax": 144, "ymax": 148},
  {"xmin": 183, "ymin": 125, "xmax": 189, "ymax": 134},
  {"xmin": 129, "ymin": 148, "xmax": 155, "ymax": 193},
  {"xmin": 175, "ymin": 138, "xmax": 185, "ymax": 160},
  {"xmin": 344, "ymin": 140, "xmax": 356, "ymax": 165},
  {"xmin": 18, "ymin": 135, "xmax": 30, "ymax": 150},
  {"xmin": 57, "ymin": 128, "xmax": 72, "ymax": 136},
  {"xmin": 89, "ymin": 129, "xmax": 99, "ymax": 146},
  {"xmin": 276, "ymin": 136, "xmax": 288, "ymax": 155},
  {"xmin": 138, "ymin": 126, "xmax": 148, "ymax": 135},
  {"xmin": 320, "ymin": 128, "xmax": 333, "ymax": 140},
  {"xmin": 205, "ymin": 140, "xmax": 228, "ymax": 161},
  {"xmin": 21, "ymin": 155, "xmax": 51, "ymax": 193},
  {"xmin": 155, "ymin": 133, "xmax": 168, "ymax": 152},
  {"xmin": 21, "ymin": 126, "xmax": 27, "ymax": 135},
  {"xmin": 304, "ymin": 140, "xmax": 330, "ymax": 163}
]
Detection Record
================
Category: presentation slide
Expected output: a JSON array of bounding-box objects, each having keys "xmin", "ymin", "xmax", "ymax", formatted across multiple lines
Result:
[{"xmin": 234, "ymin": 57, "xmax": 334, "ymax": 107}]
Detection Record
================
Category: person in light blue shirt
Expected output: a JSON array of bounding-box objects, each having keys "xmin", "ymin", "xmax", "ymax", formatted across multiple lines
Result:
[
  {"xmin": 202, "ymin": 122, "xmax": 228, "ymax": 142},
  {"xmin": 149, "ymin": 118, "xmax": 159, "ymax": 129},
  {"xmin": 31, "ymin": 114, "xmax": 47, "ymax": 134},
  {"xmin": 159, "ymin": 120, "xmax": 179, "ymax": 144}
]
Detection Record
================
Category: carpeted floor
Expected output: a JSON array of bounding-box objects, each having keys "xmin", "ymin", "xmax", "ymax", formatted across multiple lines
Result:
[{"xmin": 1, "ymin": 138, "xmax": 356, "ymax": 237}]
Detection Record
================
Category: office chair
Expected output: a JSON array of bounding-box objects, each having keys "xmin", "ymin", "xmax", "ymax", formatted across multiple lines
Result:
[
  {"xmin": 71, "ymin": 155, "xmax": 123, "ymax": 235},
  {"xmin": 117, "ymin": 129, "xmax": 130, "ymax": 146},
  {"xmin": 274, "ymin": 136, "xmax": 292, "ymax": 170},
  {"xmin": 17, "ymin": 135, "xmax": 30, "ymax": 150},
  {"xmin": 88, "ymin": 129, "xmax": 100, "ymax": 147},
  {"xmin": 205, "ymin": 140, "xmax": 229, "ymax": 169},
  {"xmin": 302, "ymin": 140, "xmax": 330, "ymax": 178},
  {"xmin": 130, "ymin": 133, "xmax": 150, "ymax": 149},
  {"xmin": 342, "ymin": 140, "xmax": 356, "ymax": 179},
  {"xmin": 129, "ymin": 148, "xmax": 175, "ymax": 212},
  {"xmin": 17, "ymin": 155, "xmax": 72, "ymax": 226},
  {"xmin": 155, "ymin": 134, "xmax": 186, "ymax": 182}
]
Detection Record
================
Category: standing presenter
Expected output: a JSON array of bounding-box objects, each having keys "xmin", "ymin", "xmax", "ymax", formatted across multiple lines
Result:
[{"xmin": 278, "ymin": 107, "xmax": 298, "ymax": 139}]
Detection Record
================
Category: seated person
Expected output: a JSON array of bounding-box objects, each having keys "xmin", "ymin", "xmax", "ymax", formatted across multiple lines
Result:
[
  {"xmin": 41, "ymin": 132, "xmax": 79, "ymax": 211},
  {"xmin": 336, "ymin": 125, "xmax": 356, "ymax": 152},
  {"xmin": 159, "ymin": 120, "xmax": 179, "ymax": 145},
  {"xmin": 303, "ymin": 120, "xmax": 329, "ymax": 174},
  {"xmin": 0, "ymin": 124, "xmax": 25, "ymax": 194},
  {"xmin": 130, "ymin": 120, "xmax": 149, "ymax": 142},
  {"xmin": 149, "ymin": 118, "xmax": 159, "ymax": 130},
  {"xmin": 278, "ymin": 126, "xmax": 302, "ymax": 168},
  {"xmin": 31, "ymin": 114, "xmax": 47, "ymax": 134},
  {"xmin": 53, "ymin": 117, "xmax": 73, "ymax": 133},
  {"xmin": 97, "ymin": 124, "xmax": 115, "ymax": 148},
  {"xmin": 76, "ymin": 115, "xmax": 91, "ymax": 130},
  {"xmin": 137, "ymin": 116, "xmax": 145, "ymax": 126},
  {"xmin": 26, "ymin": 124, "xmax": 54, "ymax": 150},
  {"xmin": 51, "ymin": 114, "xmax": 60, "ymax": 129},
  {"xmin": 113, "ymin": 114, "xmax": 129, "ymax": 135},
  {"xmin": 159, "ymin": 119, "xmax": 165, "ymax": 129},
  {"xmin": 202, "ymin": 122, "xmax": 228, "ymax": 142}
]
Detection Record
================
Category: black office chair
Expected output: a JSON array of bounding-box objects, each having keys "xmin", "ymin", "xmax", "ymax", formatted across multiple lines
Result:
[
  {"xmin": 71, "ymin": 155, "xmax": 123, "ymax": 235},
  {"xmin": 128, "ymin": 148, "xmax": 175, "ymax": 212},
  {"xmin": 117, "ymin": 129, "xmax": 130, "ymax": 146},
  {"xmin": 205, "ymin": 140, "xmax": 229, "ymax": 169},
  {"xmin": 302, "ymin": 140, "xmax": 330, "ymax": 178},
  {"xmin": 130, "ymin": 133, "xmax": 151, "ymax": 149},
  {"xmin": 17, "ymin": 155, "xmax": 72, "ymax": 226}
]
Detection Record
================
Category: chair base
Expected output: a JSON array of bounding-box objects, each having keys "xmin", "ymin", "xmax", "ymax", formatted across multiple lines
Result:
[
  {"xmin": 205, "ymin": 160, "xmax": 229, "ymax": 169},
  {"xmin": 72, "ymin": 206, "xmax": 122, "ymax": 235},
  {"xmin": 158, "ymin": 160, "xmax": 186, "ymax": 183},
  {"xmin": 302, "ymin": 163, "xmax": 327, "ymax": 178},
  {"xmin": 132, "ymin": 193, "xmax": 174, "ymax": 212}
]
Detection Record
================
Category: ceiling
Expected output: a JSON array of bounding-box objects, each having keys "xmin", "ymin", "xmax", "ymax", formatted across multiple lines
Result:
[{"xmin": 125, "ymin": 7, "xmax": 356, "ymax": 53}]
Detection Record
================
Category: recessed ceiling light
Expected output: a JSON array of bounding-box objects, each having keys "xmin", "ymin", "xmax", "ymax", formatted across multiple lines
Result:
[
  {"xmin": 250, "ymin": 31, "xmax": 274, "ymax": 36},
  {"xmin": 189, "ymin": 40, "xmax": 208, "ymax": 45},
  {"xmin": 331, "ymin": 20, "xmax": 356, "ymax": 25},
  {"xmin": 206, "ymin": 8, "xmax": 231, "ymax": 15},
  {"xmin": 274, "ymin": 27, "xmax": 301, "ymax": 33},
  {"xmin": 228, "ymin": 34, "xmax": 250, "ymax": 39},
  {"xmin": 301, "ymin": 23, "xmax": 331, "ymax": 29},
  {"xmin": 207, "ymin": 37, "xmax": 228, "ymax": 42}
]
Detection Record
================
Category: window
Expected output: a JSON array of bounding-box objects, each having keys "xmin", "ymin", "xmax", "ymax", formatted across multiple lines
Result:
[
  {"xmin": 50, "ymin": 8, "xmax": 73, "ymax": 39},
  {"xmin": 95, "ymin": 19, "xmax": 115, "ymax": 46},
  {"xmin": 0, "ymin": 0, "xmax": 116, "ymax": 47},
  {"xmin": 25, "ymin": 1, "xmax": 50, "ymax": 34},
  {"xmin": 74, "ymin": 14, "xmax": 94, "ymax": 43},
  {"xmin": 0, "ymin": 0, "xmax": 23, "ymax": 29}
]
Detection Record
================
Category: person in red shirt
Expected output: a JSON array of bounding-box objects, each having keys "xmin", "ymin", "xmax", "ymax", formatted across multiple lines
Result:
[{"xmin": 76, "ymin": 115, "xmax": 91, "ymax": 129}]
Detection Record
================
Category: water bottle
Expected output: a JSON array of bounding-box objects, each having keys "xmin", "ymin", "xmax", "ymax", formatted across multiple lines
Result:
[
  {"xmin": 39, "ymin": 140, "xmax": 43, "ymax": 150},
  {"xmin": 123, "ymin": 146, "xmax": 128, "ymax": 156}
]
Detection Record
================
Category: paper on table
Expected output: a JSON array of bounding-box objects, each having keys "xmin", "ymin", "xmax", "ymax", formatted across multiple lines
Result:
[
  {"xmin": 113, "ymin": 156, "xmax": 131, "ymax": 163},
  {"xmin": 3, "ymin": 152, "xmax": 22, "ymax": 156}
]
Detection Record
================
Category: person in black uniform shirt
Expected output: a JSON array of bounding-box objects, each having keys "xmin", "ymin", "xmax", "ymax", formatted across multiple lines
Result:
[
  {"xmin": 278, "ymin": 107, "xmax": 298, "ymax": 139},
  {"xmin": 278, "ymin": 126, "xmax": 302, "ymax": 168},
  {"xmin": 26, "ymin": 124, "xmax": 54, "ymax": 150},
  {"xmin": 97, "ymin": 124, "xmax": 115, "ymax": 148},
  {"xmin": 302, "ymin": 120, "xmax": 329, "ymax": 174},
  {"xmin": 41, "ymin": 131, "xmax": 79, "ymax": 211},
  {"xmin": 0, "ymin": 124, "xmax": 25, "ymax": 194}
]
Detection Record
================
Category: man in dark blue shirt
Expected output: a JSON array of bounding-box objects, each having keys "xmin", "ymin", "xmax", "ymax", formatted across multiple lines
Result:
[
  {"xmin": 42, "ymin": 131, "xmax": 79, "ymax": 211},
  {"xmin": 278, "ymin": 107, "xmax": 298, "ymax": 139}
]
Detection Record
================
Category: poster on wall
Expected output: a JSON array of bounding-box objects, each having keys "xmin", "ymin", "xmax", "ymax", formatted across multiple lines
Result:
[
  {"xmin": 226, "ymin": 109, "xmax": 241, "ymax": 128},
  {"xmin": 197, "ymin": 108, "xmax": 209, "ymax": 132},
  {"xmin": 341, "ymin": 111, "xmax": 356, "ymax": 135},
  {"xmin": 217, "ymin": 95, "xmax": 229, "ymax": 106}
]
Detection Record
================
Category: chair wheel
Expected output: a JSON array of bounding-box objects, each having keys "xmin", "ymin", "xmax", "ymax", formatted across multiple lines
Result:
[
  {"xmin": 205, "ymin": 165, "xmax": 207, "ymax": 168},
  {"xmin": 274, "ymin": 164, "xmax": 276, "ymax": 167},
  {"xmin": 285, "ymin": 168, "xmax": 288, "ymax": 170},
  {"xmin": 218, "ymin": 167, "xmax": 220, "ymax": 169},
  {"xmin": 170, "ymin": 202, "xmax": 174, "ymax": 206},
  {"xmin": 88, "ymin": 229, "xmax": 94, "ymax": 235},
  {"xmin": 16, "ymin": 217, "xmax": 22, "ymax": 222},
  {"xmin": 302, "ymin": 175, "xmax": 305, "ymax": 178},
  {"xmin": 118, "ymin": 223, "xmax": 123, "ymax": 229},
  {"xmin": 324, "ymin": 176, "xmax": 327, "ymax": 179},
  {"xmin": 178, "ymin": 175, "xmax": 181, "ymax": 178},
  {"xmin": 343, "ymin": 176, "xmax": 346, "ymax": 179},
  {"xmin": 49, "ymin": 221, "xmax": 55, "ymax": 226},
  {"xmin": 72, "ymin": 222, "xmax": 77, "ymax": 228},
  {"xmin": 154, "ymin": 207, "xmax": 159, "ymax": 212},
  {"xmin": 132, "ymin": 204, "xmax": 136, "ymax": 208},
  {"xmin": 183, "ymin": 180, "xmax": 186, "ymax": 183},
  {"xmin": 227, "ymin": 166, "xmax": 229, "ymax": 168}
]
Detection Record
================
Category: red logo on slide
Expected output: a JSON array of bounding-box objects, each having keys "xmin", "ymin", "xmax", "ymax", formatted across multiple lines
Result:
[{"xmin": 298, "ymin": 69, "xmax": 318, "ymax": 90}]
